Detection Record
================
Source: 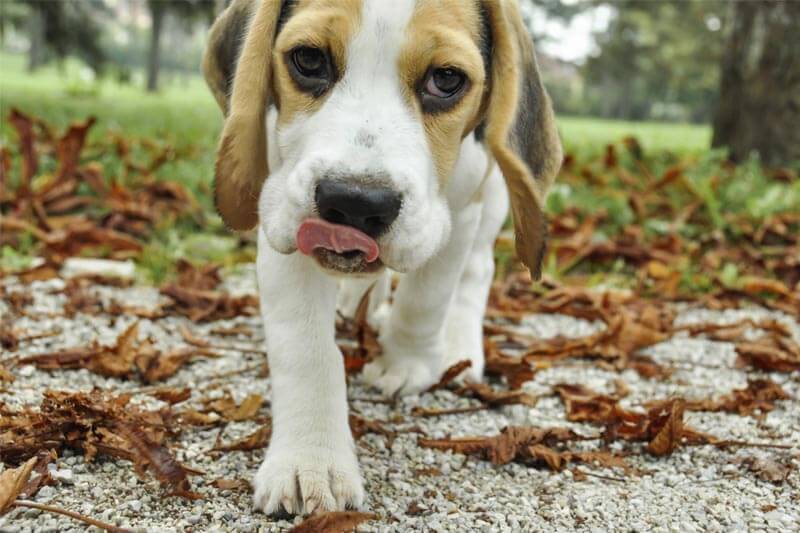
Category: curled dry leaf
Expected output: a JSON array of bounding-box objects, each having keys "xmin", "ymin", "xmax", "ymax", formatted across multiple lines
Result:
[
  {"xmin": 201, "ymin": 392, "xmax": 265, "ymax": 422},
  {"xmin": 291, "ymin": 511, "xmax": 378, "ymax": 533},
  {"xmin": 736, "ymin": 455, "xmax": 793, "ymax": 484},
  {"xmin": 419, "ymin": 426, "xmax": 588, "ymax": 466},
  {"xmin": 0, "ymin": 389, "xmax": 198, "ymax": 498},
  {"xmin": 18, "ymin": 450, "xmax": 57, "ymax": 500},
  {"xmin": 212, "ymin": 424, "xmax": 272, "ymax": 452},
  {"xmin": 150, "ymin": 387, "xmax": 192, "ymax": 405},
  {"xmin": 428, "ymin": 360, "xmax": 471, "ymax": 391},
  {"xmin": 736, "ymin": 336, "xmax": 800, "ymax": 373},
  {"xmin": 555, "ymin": 384, "xmax": 714, "ymax": 456},
  {"xmin": 116, "ymin": 423, "xmax": 200, "ymax": 499},
  {"xmin": 349, "ymin": 414, "xmax": 396, "ymax": 445},
  {"xmin": 0, "ymin": 456, "xmax": 37, "ymax": 515},
  {"xmin": 210, "ymin": 478, "xmax": 251, "ymax": 492},
  {"xmin": 483, "ymin": 339, "xmax": 536, "ymax": 389},
  {"xmin": 18, "ymin": 322, "xmax": 213, "ymax": 383},
  {"xmin": 455, "ymin": 382, "xmax": 538, "ymax": 408},
  {"xmin": 683, "ymin": 379, "xmax": 789, "ymax": 416}
]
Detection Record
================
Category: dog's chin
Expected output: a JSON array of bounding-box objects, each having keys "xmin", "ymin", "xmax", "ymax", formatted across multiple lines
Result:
[{"xmin": 312, "ymin": 249, "xmax": 385, "ymax": 277}]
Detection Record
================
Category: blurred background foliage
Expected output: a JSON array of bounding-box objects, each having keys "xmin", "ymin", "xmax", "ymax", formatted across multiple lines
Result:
[{"xmin": 0, "ymin": 0, "xmax": 798, "ymax": 285}]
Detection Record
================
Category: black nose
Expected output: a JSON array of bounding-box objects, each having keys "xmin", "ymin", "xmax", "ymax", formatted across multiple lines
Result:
[{"xmin": 315, "ymin": 179, "xmax": 402, "ymax": 238}]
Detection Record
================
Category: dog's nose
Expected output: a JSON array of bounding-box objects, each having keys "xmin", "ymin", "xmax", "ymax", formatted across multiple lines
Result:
[{"xmin": 315, "ymin": 179, "xmax": 402, "ymax": 238}]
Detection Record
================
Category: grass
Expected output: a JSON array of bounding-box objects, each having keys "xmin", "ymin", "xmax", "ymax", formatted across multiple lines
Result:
[
  {"xmin": 5, "ymin": 51, "xmax": 795, "ymax": 289},
  {"xmin": 1, "ymin": 51, "xmax": 710, "ymax": 155}
]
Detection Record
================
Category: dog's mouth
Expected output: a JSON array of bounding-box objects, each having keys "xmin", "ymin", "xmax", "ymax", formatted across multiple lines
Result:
[{"xmin": 297, "ymin": 218, "xmax": 384, "ymax": 274}]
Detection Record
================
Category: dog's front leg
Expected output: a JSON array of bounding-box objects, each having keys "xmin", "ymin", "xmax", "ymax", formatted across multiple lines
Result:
[
  {"xmin": 253, "ymin": 231, "xmax": 363, "ymax": 515},
  {"xmin": 363, "ymin": 203, "xmax": 482, "ymax": 396}
]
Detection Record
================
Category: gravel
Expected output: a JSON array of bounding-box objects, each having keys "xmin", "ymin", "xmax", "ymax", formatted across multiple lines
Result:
[{"xmin": 1, "ymin": 266, "xmax": 798, "ymax": 532}]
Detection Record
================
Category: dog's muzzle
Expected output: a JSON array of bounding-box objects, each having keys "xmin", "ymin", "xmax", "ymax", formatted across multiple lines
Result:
[{"xmin": 296, "ymin": 179, "xmax": 403, "ymax": 274}]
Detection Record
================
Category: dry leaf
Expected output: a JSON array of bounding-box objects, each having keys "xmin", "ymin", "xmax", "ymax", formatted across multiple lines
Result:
[
  {"xmin": 210, "ymin": 478, "xmax": 251, "ymax": 492},
  {"xmin": 736, "ymin": 456, "xmax": 793, "ymax": 484},
  {"xmin": 0, "ymin": 457, "xmax": 37, "ymax": 515},
  {"xmin": 291, "ymin": 511, "xmax": 377, "ymax": 533},
  {"xmin": 212, "ymin": 425, "xmax": 272, "ymax": 452}
]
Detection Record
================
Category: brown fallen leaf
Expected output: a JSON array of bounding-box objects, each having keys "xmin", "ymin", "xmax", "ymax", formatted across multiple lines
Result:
[
  {"xmin": 150, "ymin": 387, "xmax": 192, "ymax": 405},
  {"xmin": 0, "ymin": 364, "xmax": 14, "ymax": 383},
  {"xmin": 210, "ymin": 325, "xmax": 253, "ymax": 337},
  {"xmin": 736, "ymin": 337, "xmax": 800, "ymax": 373},
  {"xmin": 418, "ymin": 426, "xmax": 586, "ymax": 465},
  {"xmin": 212, "ymin": 424, "xmax": 272, "ymax": 452},
  {"xmin": 683, "ymin": 379, "xmax": 789, "ymax": 417},
  {"xmin": 554, "ymin": 383, "xmax": 619, "ymax": 423},
  {"xmin": 349, "ymin": 414, "xmax": 396, "ymax": 444},
  {"xmin": 202, "ymin": 392, "xmax": 265, "ymax": 422},
  {"xmin": 116, "ymin": 423, "xmax": 200, "ymax": 499},
  {"xmin": 455, "ymin": 382, "xmax": 538, "ymax": 408},
  {"xmin": 0, "ymin": 456, "xmax": 37, "ymax": 515},
  {"xmin": 339, "ymin": 286, "xmax": 382, "ymax": 374},
  {"xmin": 0, "ymin": 389, "xmax": 200, "ymax": 499},
  {"xmin": 483, "ymin": 339, "xmax": 536, "ymax": 389},
  {"xmin": 736, "ymin": 455, "xmax": 793, "ymax": 484},
  {"xmin": 428, "ymin": 360, "xmax": 471, "ymax": 391},
  {"xmin": 19, "ymin": 323, "xmax": 213, "ymax": 382},
  {"xmin": 291, "ymin": 511, "xmax": 378, "ymax": 533},
  {"xmin": 210, "ymin": 478, "xmax": 251, "ymax": 492},
  {"xmin": 646, "ymin": 399, "xmax": 686, "ymax": 456},
  {"xmin": 18, "ymin": 450, "xmax": 57, "ymax": 500}
]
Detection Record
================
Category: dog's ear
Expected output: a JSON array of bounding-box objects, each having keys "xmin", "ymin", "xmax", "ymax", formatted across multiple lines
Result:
[
  {"xmin": 481, "ymin": 0, "xmax": 562, "ymax": 279},
  {"xmin": 203, "ymin": 0, "xmax": 283, "ymax": 231},
  {"xmin": 202, "ymin": 0, "xmax": 256, "ymax": 114}
]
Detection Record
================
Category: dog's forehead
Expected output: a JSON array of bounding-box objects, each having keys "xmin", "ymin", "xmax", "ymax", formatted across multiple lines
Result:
[{"xmin": 287, "ymin": 0, "xmax": 484, "ymax": 47}]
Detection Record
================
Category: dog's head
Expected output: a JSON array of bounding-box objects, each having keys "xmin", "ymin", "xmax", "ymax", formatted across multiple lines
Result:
[{"xmin": 204, "ymin": 0, "xmax": 561, "ymax": 277}]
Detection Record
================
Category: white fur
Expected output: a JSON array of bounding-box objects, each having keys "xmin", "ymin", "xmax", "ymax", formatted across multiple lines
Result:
[{"xmin": 252, "ymin": 0, "xmax": 509, "ymax": 516}]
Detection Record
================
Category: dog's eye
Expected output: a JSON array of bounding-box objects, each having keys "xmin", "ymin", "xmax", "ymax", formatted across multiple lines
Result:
[
  {"xmin": 425, "ymin": 68, "xmax": 465, "ymax": 98},
  {"xmin": 288, "ymin": 46, "xmax": 333, "ymax": 96},
  {"xmin": 293, "ymin": 47, "xmax": 327, "ymax": 77},
  {"xmin": 420, "ymin": 67, "xmax": 468, "ymax": 113}
]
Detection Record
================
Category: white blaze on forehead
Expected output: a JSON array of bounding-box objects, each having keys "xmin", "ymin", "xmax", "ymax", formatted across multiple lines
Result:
[{"xmin": 346, "ymin": 0, "xmax": 416, "ymax": 86}]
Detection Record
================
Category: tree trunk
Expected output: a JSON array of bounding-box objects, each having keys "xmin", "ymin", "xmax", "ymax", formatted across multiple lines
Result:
[
  {"xmin": 27, "ymin": 5, "xmax": 45, "ymax": 72},
  {"xmin": 146, "ymin": 1, "xmax": 166, "ymax": 92},
  {"xmin": 711, "ymin": 1, "xmax": 800, "ymax": 166}
]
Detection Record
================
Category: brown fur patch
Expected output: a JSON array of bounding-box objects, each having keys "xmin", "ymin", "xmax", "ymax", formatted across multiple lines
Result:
[
  {"xmin": 272, "ymin": 0, "xmax": 363, "ymax": 125},
  {"xmin": 399, "ymin": 1, "xmax": 487, "ymax": 184}
]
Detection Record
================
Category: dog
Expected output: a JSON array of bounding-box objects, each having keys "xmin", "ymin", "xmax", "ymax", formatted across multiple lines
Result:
[{"xmin": 202, "ymin": 0, "xmax": 561, "ymax": 516}]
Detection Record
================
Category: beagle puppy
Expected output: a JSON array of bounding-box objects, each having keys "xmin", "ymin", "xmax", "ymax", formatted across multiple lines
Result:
[{"xmin": 203, "ymin": 0, "xmax": 561, "ymax": 516}]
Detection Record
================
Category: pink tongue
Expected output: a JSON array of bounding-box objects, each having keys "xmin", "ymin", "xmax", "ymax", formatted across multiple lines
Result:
[{"xmin": 297, "ymin": 218, "xmax": 380, "ymax": 263}]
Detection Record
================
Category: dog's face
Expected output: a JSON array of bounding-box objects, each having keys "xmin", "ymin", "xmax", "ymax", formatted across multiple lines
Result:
[
  {"xmin": 204, "ymin": 0, "xmax": 562, "ymax": 277},
  {"xmin": 261, "ymin": 0, "xmax": 488, "ymax": 274}
]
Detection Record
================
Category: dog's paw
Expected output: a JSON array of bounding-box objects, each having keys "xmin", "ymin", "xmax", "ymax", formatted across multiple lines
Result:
[
  {"xmin": 252, "ymin": 445, "xmax": 364, "ymax": 516},
  {"xmin": 443, "ymin": 310, "xmax": 485, "ymax": 384},
  {"xmin": 362, "ymin": 357, "xmax": 441, "ymax": 396},
  {"xmin": 442, "ymin": 336, "xmax": 484, "ymax": 385}
]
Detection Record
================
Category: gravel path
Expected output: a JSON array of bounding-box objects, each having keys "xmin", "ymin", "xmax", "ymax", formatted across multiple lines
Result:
[{"xmin": 1, "ymin": 267, "xmax": 798, "ymax": 533}]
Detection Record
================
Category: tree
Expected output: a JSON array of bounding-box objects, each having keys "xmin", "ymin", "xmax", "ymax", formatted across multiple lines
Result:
[
  {"xmin": 711, "ymin": 1, "xmax": 800, "ymax": 166},
  {"xmin": 146, "ymin": 0, "xmax": 215, "ymax": 92},
  {"xmin": 1, "ymin": 0, "xmax": 107, "ymax": 73},
  {"xmin": 582, "ymin": 0, "xmax": 726, "ymax": 122}
]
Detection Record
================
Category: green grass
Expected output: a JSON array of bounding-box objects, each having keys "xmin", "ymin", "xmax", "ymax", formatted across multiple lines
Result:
[
  {"xmin": 1, "ymin": 51, "xmax": 710, "ymax": 157},
  {"xmin": 558, "ymin": 116, "xmax": 710, "ymax": 156},
  {"xmin": 6, "ymin": 50, "xmax": 777, "ymax": 288}
]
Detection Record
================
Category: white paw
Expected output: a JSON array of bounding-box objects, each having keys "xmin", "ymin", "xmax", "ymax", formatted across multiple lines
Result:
[
  {"xmin": 444, "ymin": 314, "xmax": 485, "ymax": 384},
  {"xmin": 362, "ymin": 356, "xmax": 440, "ymax": 396},
  {"xmin": 442, "ymin": 340, "xmax": 484, "ymax": 384},
  {"xmin": 252, "ymin": 444, "xmax": 364, "ymax": 516}
]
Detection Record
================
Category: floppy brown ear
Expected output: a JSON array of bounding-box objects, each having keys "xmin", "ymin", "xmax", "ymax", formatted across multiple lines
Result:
[
  {"xmin": 202, "ymin": 0, "xmax": 256, "ymax": 114},
  {"xmin": 203, "ymin": 0, "xmax": 283, "ymax": 231},
  {"xmin": 482, "ymin": 0, "xmax": 563, "ymax": 279}
]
